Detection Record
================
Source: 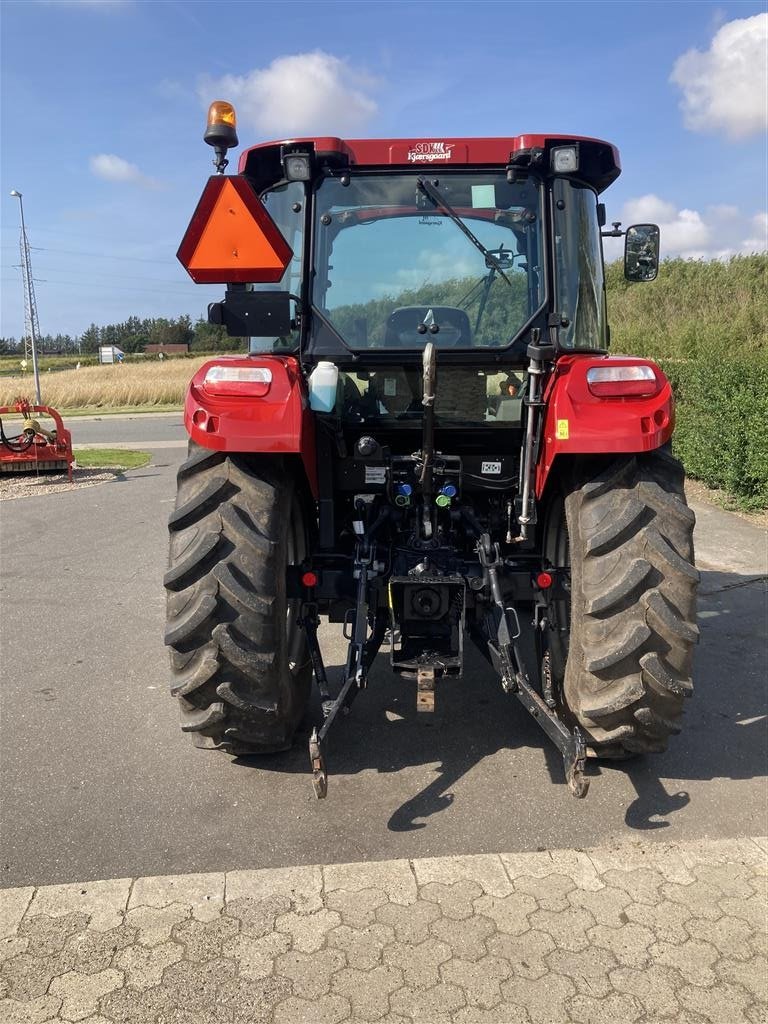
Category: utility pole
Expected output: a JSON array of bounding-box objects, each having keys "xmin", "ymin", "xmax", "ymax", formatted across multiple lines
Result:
[{"xmin": 9, "ymin": 190, "xmax": 42, "ymax": 405}]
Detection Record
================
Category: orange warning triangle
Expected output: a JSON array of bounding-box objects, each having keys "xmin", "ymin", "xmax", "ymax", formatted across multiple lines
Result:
[{"xmin": 177, "ymin": 176, "xmax": 293, "ymax": 284}]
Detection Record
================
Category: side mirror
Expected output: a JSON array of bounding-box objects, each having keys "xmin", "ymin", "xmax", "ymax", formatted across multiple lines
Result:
[{"xmin": 624, "ymin": 224, "xmax": 660, "ymax": 282}]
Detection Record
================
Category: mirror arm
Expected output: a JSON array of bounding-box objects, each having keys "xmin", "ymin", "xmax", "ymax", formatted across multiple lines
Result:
[{"xmin": 601, "ymin": 220, "xmax": 624, "ymax": 238}]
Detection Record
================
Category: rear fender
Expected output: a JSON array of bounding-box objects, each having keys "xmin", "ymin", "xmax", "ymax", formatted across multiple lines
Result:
[
  {"xmin": 184, "ymin": 355, "xmax": 318, "ymax": 496},
  {"xmin": 535, "ymin": 355, "xmax": 674, "ymax": 498}
]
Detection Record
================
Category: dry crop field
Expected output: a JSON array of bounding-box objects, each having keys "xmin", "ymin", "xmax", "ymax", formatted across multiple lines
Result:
[{"xmin": 0, "ymin": 357, "xmax": 212, "ymax": 410}]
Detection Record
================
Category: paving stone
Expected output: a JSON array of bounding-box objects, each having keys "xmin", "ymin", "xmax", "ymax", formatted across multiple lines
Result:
[
  {"xmin": 546, "ymin": 946, "xmax": 617, "ymax": 998},
  {"xmin": 114, "ymin": 939, "xmax": 183, "ymax": 989},
  {"xmin": 28, "ymin": 879, "xmax": 131, "ymax": 933},
  {"xmin": 389, "ymin": 981, "xmax": 466, "ymax": 1022},
  {"xmin": 327, "ymin": 922, "xmax": 395, "ymax": 971},
  {"xmin": 332, "ymin": 964, "xmax": 404, "ymax": 1020},
  {"xmin": 325, "ymin": 860, "xmax": 418, "ymax": 905},
  {"xmin": 693, "ymin": 861, "xmax": 757, "ymax": 898},
  {"xmin": 501, "ymin": 972, "xmax": 576, "ymax": 1024},
  {"xmin": 124, "ymin": 903, "xmax": 191, "ymax": 946},
  {"xmin": 601, "ymin": 867, "xmax": 666, "ymax": 905},
  {"xmin": 586, "ymin": 842, "xmax": 695, "ymax": 884},
  {"xmin": 218, "ymin": 974, "xmax": 293, "ymax": 1023},
  {"xmin": 274, "ymin": 907, "xmax": 341, "ymax": 953},
  {"xmin": 273, "ymin": 993, "xmax": 351, "ymax": 1024},
  {"xmin": 608, "ymin": 963, "xmax": 685, "ymax": 1019},
  {"xmin": 0, "ymin": 937, "xmax": 28, "ymax": 965},
  {"xmin": 678, "ymin": 981, "xmax": 754, "ymax": 1023},
  {"xmin": 527, "ymin": 906, "xmax": 595, "ymax": 952},
  {"xmin": 224, "ymin": 893, "xmax": 291, "ymax": 938},
  {"xmin": 587, "ymin": 922, "xmax": 654, "ymax": 969},
  {"xmin": 501, "ymin": 848, "xmax": 604, "ymax": 893},
  {"xmin": 375, "ymin": 899, "xmax": 441, "ymax": 944},
  {"xmin": 0, "ymin": 890, "xmax": 34, "ymax": 941},
  {"xmin": 0, "ymin": 994, "xmax": 63, "ymax": 1024},
  {"xmin": 751, "ymin": 837, "xmax": 768, "ymax": 856},
  {"xmin": 567, "ymin": 991, "xmax": 643, "ymax": 1024},
  {"xmin": 326, "ymin": 886, "xmax": 389, "ymax": 928},
  {"xmin": 717, "ymin": 955, "xmax": 768, "ymax": 1003},
  {"xmin": 1, "ymin": 948, "xmax": 78, "ymax": 1001},
  {"xmin": 685, "ymin": 914, "xmax": 756, "ymax": 960},
  {"xmin": 430, "ymin": 913, "xmax": 496, "ymax": 961},
  {"xmin": 413, "ymin": 855, "xmax": 513, "ymax": 897},
  {"xmin": 159, "ymin": 957, "xmax": 237, "ymax": 1012},
  {"xmin": 18, "ymin": 912, "xmax": 89, "ymax": 957},
  {"xmin": 170, "ymin": 914, "xmax": 239, "ymax": 961},
  {"xmin": 678, "ymin": 838, "xmax": 765, "ymax": 872},
  {"xmin": 650, "ymin": 938, "xmax": 720, "ymax": 986},
  {"xmin": 275, "ymin": 948, "xmax": 346, "ymax": 999},
  {"xmin": 514, "ymin": 873, "xmax": 576, "ymax": 911},
  {"xmin": 662, "ymin": 878, "xmax": 726, "ymax": 920},
  {"xmin": 420, "ymin": 880, "xmax": 484, "ymax": 920},
  {"xmin": 486, "ymin": 929, "xmax": 556, "ymax": 980},
  {"xmin": 440, "ymin": 955, "xmax": 512, "ymax": 1008},
  {"xmin": 624, "ymin": 896, "xmax": 693, "ymax": 942},
  {"xmin": 49, "ymin": 967, "xmax": 123, "ymax": 1021},
  {"xmin": 128, "ymin": 873, "xmax": 224, "ymax": 922},
  {"xmin": 227, "ymin": 864, "xmax": 324, "ymax": 914},
  {"xmin": 222, "ymin": 930, "xmax": 291, "ymax": 980},
  {"xmin": 568, "ymin": 884, "xmax": 632, "ymax": 927},
  {"xmin": 719, "ymin": 894, "xmax": 768, "ymax": 933},
  {"xmin": 452, "ymin": 1003, "xmax": 531, "ymax": 1024},
  {"xmin": 472, "ymin": 892, "xmax": 536, "ymax": 936},
  {"xmin": 383, "ymin": 937, "xmax": 452, "ymax": 988},
  {"xmin": 501, "ymin": 849, "xmax": 604, "ymax": 893},
  {"xmin": 67, "ymin": 923, "xmax": 137, "ymax": 976},
  {"xmin": 746, "ymin": 1004, "xmax": 768, "ymax": 1024}
]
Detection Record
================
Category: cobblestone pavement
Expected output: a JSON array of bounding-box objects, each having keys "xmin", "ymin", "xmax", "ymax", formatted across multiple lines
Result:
[{"xmin": 1, "ymin": 837, "xmax": 766, "ymax": 1024}]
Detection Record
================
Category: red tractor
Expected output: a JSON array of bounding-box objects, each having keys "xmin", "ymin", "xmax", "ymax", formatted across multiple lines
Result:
[{"xmin": 168, "ymin": 103, "xmax": 698, "ymax": 798}]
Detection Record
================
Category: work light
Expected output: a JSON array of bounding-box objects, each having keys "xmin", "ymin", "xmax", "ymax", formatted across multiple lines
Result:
[
  {"xmin": 551, "ymin": 145, "xmax": 579, "ymax": 173},
  {"xmin": 283, "ymin": 152, "xmax": 312, "ymax": 181}
]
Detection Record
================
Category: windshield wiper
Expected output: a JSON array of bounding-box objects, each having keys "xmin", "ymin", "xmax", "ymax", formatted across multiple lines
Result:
[{"xmin": 416, "ymin": 177, "xmax": 512, "ymax": 287}]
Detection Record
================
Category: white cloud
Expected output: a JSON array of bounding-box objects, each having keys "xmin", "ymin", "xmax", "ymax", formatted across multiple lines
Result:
[
  {"xmin": 89, "ymin": 154, "xmax": 161, "ymax": 189},
  {"xmin": 670, "ymin": 13, "xmax": 768, "ymax": 140},
  {"xmin": 199, "ymin": 51, "xmax": 378, "ymax": 137},
  {"xmin": 742, "ymin": 211, "xmax": 768, "ymax": 252},
  {"xmin": 604, "ymin": 195, "xmax": 767, "ymax": 261}
]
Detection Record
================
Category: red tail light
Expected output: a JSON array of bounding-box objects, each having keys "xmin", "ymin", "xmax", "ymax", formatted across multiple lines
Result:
[{"xmin": 586, "ymin": 365, "xmax": 660, "ymax": 397}]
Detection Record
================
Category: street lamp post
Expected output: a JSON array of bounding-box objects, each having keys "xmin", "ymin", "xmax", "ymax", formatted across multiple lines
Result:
[{"xmin": 9, "ymin": 189, "xmax": 42, "ymax": 405}]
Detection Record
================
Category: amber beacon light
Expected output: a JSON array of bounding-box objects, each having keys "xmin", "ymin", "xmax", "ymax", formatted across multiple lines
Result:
[{"xmin": 204, "ymin": 100, "xmax": 239, "ymax": 173}]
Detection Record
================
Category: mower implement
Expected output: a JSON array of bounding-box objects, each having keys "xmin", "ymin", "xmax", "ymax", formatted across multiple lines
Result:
[
  {"xmin": 165, "ymin": 105, "xmax": 698, "ymax": 802},
  {"xmin": 0, "ymin": 399, "xmax": 73, "ymax": 479}
]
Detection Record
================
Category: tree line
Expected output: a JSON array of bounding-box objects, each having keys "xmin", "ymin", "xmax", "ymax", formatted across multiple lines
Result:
[{"xmin": 0, "ymin": 315, "xmax": 234, "ymax": 356}]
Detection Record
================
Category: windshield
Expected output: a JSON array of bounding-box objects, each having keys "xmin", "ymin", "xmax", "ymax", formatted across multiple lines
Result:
[{"xmin": 313, "ymin": 172, "xmax": 544, "ymax": 351}]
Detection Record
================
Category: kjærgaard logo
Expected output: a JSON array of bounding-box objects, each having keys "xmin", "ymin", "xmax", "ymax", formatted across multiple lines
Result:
[{"xmin": 407, "ymin": 141, "xmax": 455, "ymax": 163}]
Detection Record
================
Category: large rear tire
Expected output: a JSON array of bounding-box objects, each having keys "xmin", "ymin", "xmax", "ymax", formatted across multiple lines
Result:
[
  {"xmin": 164, "ymin": 443, "xmax": 311, "ymax": 754},
  {"xmin": 543, "ymin": 449, "xmax": 699, "ymax": 757}
]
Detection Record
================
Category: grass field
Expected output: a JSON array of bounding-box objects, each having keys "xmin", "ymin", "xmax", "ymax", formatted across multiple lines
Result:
[{"xmin": 0, "ymin": 358, "xmax": 210, "ymax": 411}]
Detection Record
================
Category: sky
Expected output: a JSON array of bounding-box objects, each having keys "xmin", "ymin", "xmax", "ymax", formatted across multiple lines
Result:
[{"xmin": 1, "ymin": 0, "xmax": 766, "ymax": 341}]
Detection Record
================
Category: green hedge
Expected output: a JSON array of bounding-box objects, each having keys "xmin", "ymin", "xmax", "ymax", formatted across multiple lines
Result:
[
  {"xmin": 659, "ymin": 358, "xmax": 768, "ymax": 510},
  {"xmin": 606, "ymin": 254, "xmax": 768, "ymax": 510}
]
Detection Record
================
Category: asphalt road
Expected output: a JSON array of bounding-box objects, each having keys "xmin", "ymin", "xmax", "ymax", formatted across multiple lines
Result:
[
  {"xmin": 1, "ymin": 424, "xmax": 766, "ymax": 888},
  {"xmin": 66, "ymin": 411, "xmax": 186, "ymax": 448}
]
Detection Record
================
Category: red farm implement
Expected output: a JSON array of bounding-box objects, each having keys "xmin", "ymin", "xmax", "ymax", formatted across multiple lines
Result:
[{"xmin": 0, "ymin": 398, "xmax": 74, "ymax": 479}]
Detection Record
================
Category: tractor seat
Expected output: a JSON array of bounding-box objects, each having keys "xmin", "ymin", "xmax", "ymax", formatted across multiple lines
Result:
[{"xmin": 384, "ymin": 306, "xmax": 472, "ymax": 348}]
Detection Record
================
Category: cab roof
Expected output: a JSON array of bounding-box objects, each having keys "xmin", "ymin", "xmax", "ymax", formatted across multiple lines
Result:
[{"xmin": 238, "ymin": 134, "xmax": 621, "ymax": 193}]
